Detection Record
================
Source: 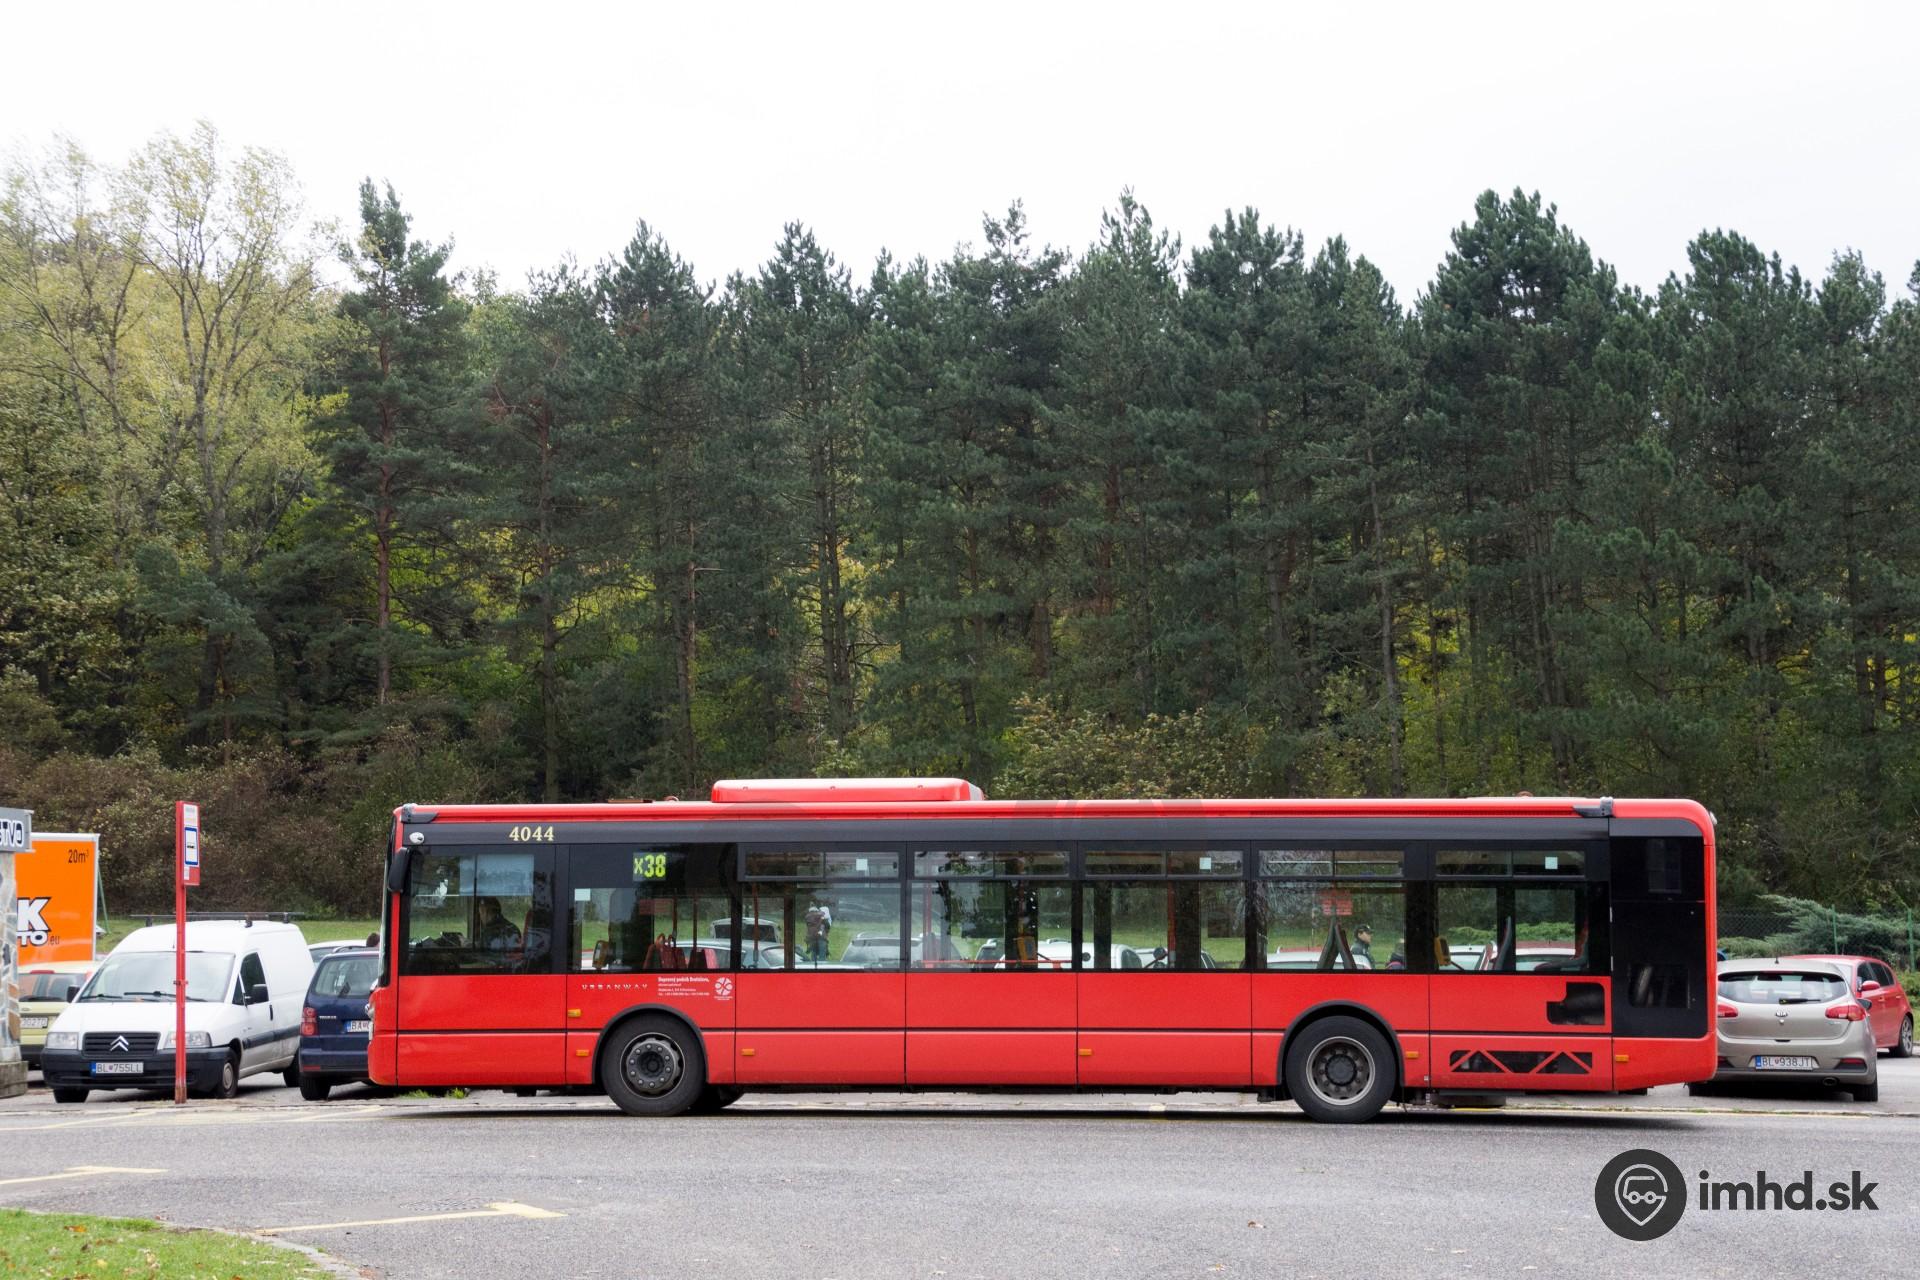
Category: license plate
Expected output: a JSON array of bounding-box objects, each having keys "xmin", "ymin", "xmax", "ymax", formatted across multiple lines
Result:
[
  {"xmin": 91, "ymin": 1061, "xmax": 142, "ymax": 1075},
  {"xmin": 19, "ymin": 1015, "xmax": 48, "ymax": 1028},
  {"xmin": 1752, "ymin": 1055, "xmax": 1818, "ymax": 1070},
  {"xmin": 345, "ymin": 1020, "xmax": 372, "ymax": 1034}
]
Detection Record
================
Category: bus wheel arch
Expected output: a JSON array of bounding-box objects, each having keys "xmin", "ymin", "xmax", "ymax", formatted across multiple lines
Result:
[
  {"xmin": 596, "ymin": 1007, "xmax": 709, "ymax": 1117},
  {"xmin": 1278, "ymin": 1002, "xmax": 1403, "ymax": 1121}
]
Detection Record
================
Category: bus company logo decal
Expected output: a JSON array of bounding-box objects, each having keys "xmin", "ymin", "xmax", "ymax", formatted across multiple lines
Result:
[
  {"xmin": 714, "ymin": 977, "xmax": 734, "ymax": 999},
  {"xmin": 1595, "ymin": 1148, "xmax": 1879, "ymax": 1241}
]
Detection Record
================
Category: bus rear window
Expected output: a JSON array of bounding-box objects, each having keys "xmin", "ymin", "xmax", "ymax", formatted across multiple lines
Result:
[{"xmin": 314, "ymin": 954, "xmax": 380, "ymax": 999}]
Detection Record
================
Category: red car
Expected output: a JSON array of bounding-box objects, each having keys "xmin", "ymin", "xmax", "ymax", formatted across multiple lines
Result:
[{"xmin": 1782, "ymin": 955, "xmax": 1913, "ymax": 1057}]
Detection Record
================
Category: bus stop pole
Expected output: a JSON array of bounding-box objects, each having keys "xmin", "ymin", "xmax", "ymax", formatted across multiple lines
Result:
[
  {"xmin": 174, "ymin": 804, "xmax": 186, "ymax": 1105},
  {"xmin": 173, "ymin": 802, "xmax": 199, "ymax": 1105}
]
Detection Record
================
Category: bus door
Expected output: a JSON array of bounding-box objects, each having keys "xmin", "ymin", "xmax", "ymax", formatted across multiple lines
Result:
[
  {"xmin": 1606, "ymin": 829, "xmax": 1713, "ymax": 1089},
  {"xmin": 1077, "ymin": 849, "xmax": 1251, "ymax": 1087},
  {"xmin": 396, "ymin": 844, "xmax": 565, "ymax": 1085},
  {"xmin": 733, "ymin": 849, "xmax": 904, "ymax": 1086},
  {"xmin": 1427, "ymin": 844, "xmax": 1613, "ymax": 1093},
  {"xmin": 564, "ymin": 844, "xmax": 737, "ymax": 1088},
  {"xmin": 905, "ymin": 851, "xmax": 1077, "ymax": 1086}
]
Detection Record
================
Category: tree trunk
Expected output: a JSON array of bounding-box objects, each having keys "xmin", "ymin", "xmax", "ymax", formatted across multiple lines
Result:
[{"xmin": 1366, "ymin": 440, "xmax": 1405, "ymax": 796}]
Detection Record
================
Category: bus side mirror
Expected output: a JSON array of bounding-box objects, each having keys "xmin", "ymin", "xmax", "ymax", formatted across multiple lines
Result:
[{"xmin": 386, "ymin": 848, "xmax": 411, "ymax": 896}]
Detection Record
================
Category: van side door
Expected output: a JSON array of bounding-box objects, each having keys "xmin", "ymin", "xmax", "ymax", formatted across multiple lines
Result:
[{"xmin": 236, "ymin": 951, "xmax": 270, "ymax": 1071}]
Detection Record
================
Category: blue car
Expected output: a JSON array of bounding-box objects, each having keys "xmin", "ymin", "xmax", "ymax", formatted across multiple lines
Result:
[{"xmin": 297, "ymin": 948, "xmax": 378, "ymax": 1101}]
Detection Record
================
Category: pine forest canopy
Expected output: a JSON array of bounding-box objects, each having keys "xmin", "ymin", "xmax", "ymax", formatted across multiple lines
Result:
[{"xmin": 1, "ymin": 126, "xmax": 1917, "ymax": 916}]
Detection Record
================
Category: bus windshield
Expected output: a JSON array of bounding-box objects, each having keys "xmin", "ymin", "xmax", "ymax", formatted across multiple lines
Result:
[{"xmin": 79, "ymin": 951, "xmax": 234, "ymax": 1003}]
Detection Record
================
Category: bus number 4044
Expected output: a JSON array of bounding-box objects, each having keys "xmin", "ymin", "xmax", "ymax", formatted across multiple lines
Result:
[{"xmin": 506, "ymin": 825, "xmax": 554, "ymax": 843}]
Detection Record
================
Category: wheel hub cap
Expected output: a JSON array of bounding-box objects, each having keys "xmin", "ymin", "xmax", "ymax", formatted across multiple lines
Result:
[
  {"xmin": 623, "ymin": 1034, "xmax": 684, "ymax": 1096},
  {"xmin": 1308, "ymin": 1037, "xmax": 1373, "ymax": 1105}
]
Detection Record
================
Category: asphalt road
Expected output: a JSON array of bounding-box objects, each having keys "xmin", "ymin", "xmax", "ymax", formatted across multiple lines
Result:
[{"xmin": 3, "ymin": 1066, "xmax": 1918, "ymax": 1279}]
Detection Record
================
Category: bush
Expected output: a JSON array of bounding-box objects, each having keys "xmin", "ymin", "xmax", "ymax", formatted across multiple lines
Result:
[{"xmin": 0, "ymin": 726, "xmax": 494, "ymax": 917}]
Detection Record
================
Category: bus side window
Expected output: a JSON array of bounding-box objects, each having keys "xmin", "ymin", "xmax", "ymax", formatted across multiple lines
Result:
[{"xmin": 402, "ymin": 849, "xmax": 552, "ymax": 976}]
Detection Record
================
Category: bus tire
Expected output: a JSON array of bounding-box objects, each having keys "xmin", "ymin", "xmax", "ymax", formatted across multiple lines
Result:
[
  {"xmin": 601, "ymin": 1017, "xmax": 704, "ymax": 1117},
  {"xmin": 690, "ymin": 1085, "xmax": 744, "ymax": 1114},
  {"xmin": 1283, "ymin": 1016, "xmax": 1395, "ymax": 1124}
]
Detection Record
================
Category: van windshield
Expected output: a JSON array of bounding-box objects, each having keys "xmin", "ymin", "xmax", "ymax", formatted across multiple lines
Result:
[{"xmin": 79, "ymin": 951, "xmax": 234, "ymax": 1003}]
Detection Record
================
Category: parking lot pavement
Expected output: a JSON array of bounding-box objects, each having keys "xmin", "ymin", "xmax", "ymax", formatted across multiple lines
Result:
[
  {"xmin": 11, "ymin": 1053, "xmax": 1920, "ymax": 1120},
  {"xmin": 1, "ymin": 1078, "xmax": 1916, "ymax": 1279},
  {"xmin": 1, "ymin": 1060, "xmax": 1918, "ymax": 1278}
]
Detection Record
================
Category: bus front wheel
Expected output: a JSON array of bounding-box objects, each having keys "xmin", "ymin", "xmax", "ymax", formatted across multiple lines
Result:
[
  {"xmin": 1284, "ymin": 1016, "xmax": 1395, "ymax": 1124},
  {"xmin": 602, "ymin": 1017, "xmax": 704, "ymax": 1117}
]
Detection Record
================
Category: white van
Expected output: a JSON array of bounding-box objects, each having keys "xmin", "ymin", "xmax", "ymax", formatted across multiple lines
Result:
[{"xmin": 39, "ymin": 920, "xmax": 313, "ymax": 1102}]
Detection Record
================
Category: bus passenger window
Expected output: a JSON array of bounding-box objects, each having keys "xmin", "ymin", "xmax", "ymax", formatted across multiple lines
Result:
[
  {"xmin": 908, "ymin": 851, "xmax": 1070, "ymax": 970},
  {"xmin": 1435, "ymin": 884, "xmax": 1590, "ymax": 974},
  {"xmin": 569, "ymin": 846, "xmax": 730, "ymax": 973},
  {"xmin": 402, "ymin": 850, "xmax": 552, "ymax": 976},
  {"xmin": 1261, "ymin": 879, "xmax": 1404, "ymax": 973}
]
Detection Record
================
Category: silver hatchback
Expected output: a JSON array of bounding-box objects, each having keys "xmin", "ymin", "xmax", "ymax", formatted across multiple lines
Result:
[{"xmin": 1693, "ymin": 959, "xmax": 1878, "ymax": 1102}]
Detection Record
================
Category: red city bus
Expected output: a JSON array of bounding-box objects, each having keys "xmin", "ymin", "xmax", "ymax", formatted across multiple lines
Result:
[{"xmin": 367, "ymin": 780, "xmax": 1715, "ymax": 1122}]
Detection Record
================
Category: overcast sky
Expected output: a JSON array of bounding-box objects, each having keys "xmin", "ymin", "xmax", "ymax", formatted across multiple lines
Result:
[{"xmin": 5, "ymin": 1, "xmax": 1915, "ymax": 302}]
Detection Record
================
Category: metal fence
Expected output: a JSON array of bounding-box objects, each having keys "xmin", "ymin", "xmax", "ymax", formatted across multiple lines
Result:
[{"xmin": 1718, "ymin": 897, "xmax": 1919, "ymax": 973}]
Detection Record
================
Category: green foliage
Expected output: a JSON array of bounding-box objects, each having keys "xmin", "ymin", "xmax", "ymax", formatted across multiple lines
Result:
[
  {"xmin": 1720, "ymin": 894, "xmax": 1917, "ymax": 966},
  {"xmin": 3, "ymin": 138, "xmax": 1919, "ymax": 913},
  {"xmin": 996, "ymin": 696, "xmax": 1264, "ymax": 799}
]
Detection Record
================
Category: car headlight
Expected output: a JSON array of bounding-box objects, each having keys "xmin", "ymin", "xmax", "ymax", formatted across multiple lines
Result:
[
  {"xmin": 44, "ymin": 1032, "xmax": 79, "ymax": 1051},
  {"xmin": 157, "ymin": 1030, "xmax": 212, "ymax": 1050}
]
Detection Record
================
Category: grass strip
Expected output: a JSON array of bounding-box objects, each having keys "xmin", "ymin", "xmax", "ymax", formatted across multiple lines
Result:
[{"xmin": 0, "ymin": 1208, "xmax": 339, "ymax": 1279}]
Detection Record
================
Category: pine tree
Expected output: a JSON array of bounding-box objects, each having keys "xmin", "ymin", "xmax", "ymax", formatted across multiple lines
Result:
[
  {"xmin": 596, "ymin": 222, "xmax": 718, "ymax": 792},
  {"xmin": 1053, "ymin": 192, "xmax": 1184, "ymax": 719},
  {"xmin": 313, "ymin": 179, "xmax": 476, "ymax": 712},
  {"xmin": 471, "ymin": 266, "xmax": 628, "ymax": 800},
  {"xmin": 739, "ymin": 225, "xmax": 868, "ymax": 741},
  {"xmin": 1417, "ymin": 189, "xmax": 1635, "ymax": 787},
  {"xmin": 861, "ymin": 207, "xmax": 1067, "ymax": 781}
]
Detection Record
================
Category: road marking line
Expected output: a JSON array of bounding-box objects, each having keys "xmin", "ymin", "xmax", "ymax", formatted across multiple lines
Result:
[
  {"xmin": 274, "ymin": 1104, "xmax": 388, "ymax": 1123},
  {"xmin": 0, "ymin": 1165, "xmax": 166, "ymax": 1188},
  {"xmin": 256, "ymin": 1201, "xmax": 564, "ymax": 1235}
]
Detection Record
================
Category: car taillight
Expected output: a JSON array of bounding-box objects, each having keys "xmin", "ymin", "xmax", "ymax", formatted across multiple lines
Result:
[
  {"xmin": 1717, "ymin": 1001, "xmax": 1739, "ymax": 1018},
  {"xmin": 300, "ymin": 1006, "xmax": 317, "ymax": 1036},
  {"xmin": 1826, "ymin": 1003, "xmax": 1866, "ymax": 1021}
]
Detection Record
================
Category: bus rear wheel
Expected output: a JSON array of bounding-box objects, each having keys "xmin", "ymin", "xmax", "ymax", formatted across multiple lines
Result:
[
  {"xmin": 601, "ymin": 1017, "xmax": 704, "ymax": 1117},
  {"xmin": 1284, "ymin": 1016, "xmax": 1395, "ymax": 1124}
]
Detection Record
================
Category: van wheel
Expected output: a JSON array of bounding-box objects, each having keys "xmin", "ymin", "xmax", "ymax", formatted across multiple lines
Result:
[
  {"xmin": 282, "ymin": 1064, "xmax": 301, "ymax": 1088},
  {"xmin": 51, "ymin": 1087, "xmax": 88, "ymax": 1104},
  {"xmin": 213, "ymin": 1049, "xmax": 240, "ymax": 1099},
  {"xmin": 600, "ymin": 1017, "xmax": 703, "ymax": 1117},
  {"xmin": 1283, "ymin": 1016, "xmax": 1395, "ymax": 1124},
  {"xmin": 298, "ymin": 1076, "xmax": 332, "ymax": 1102}
]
